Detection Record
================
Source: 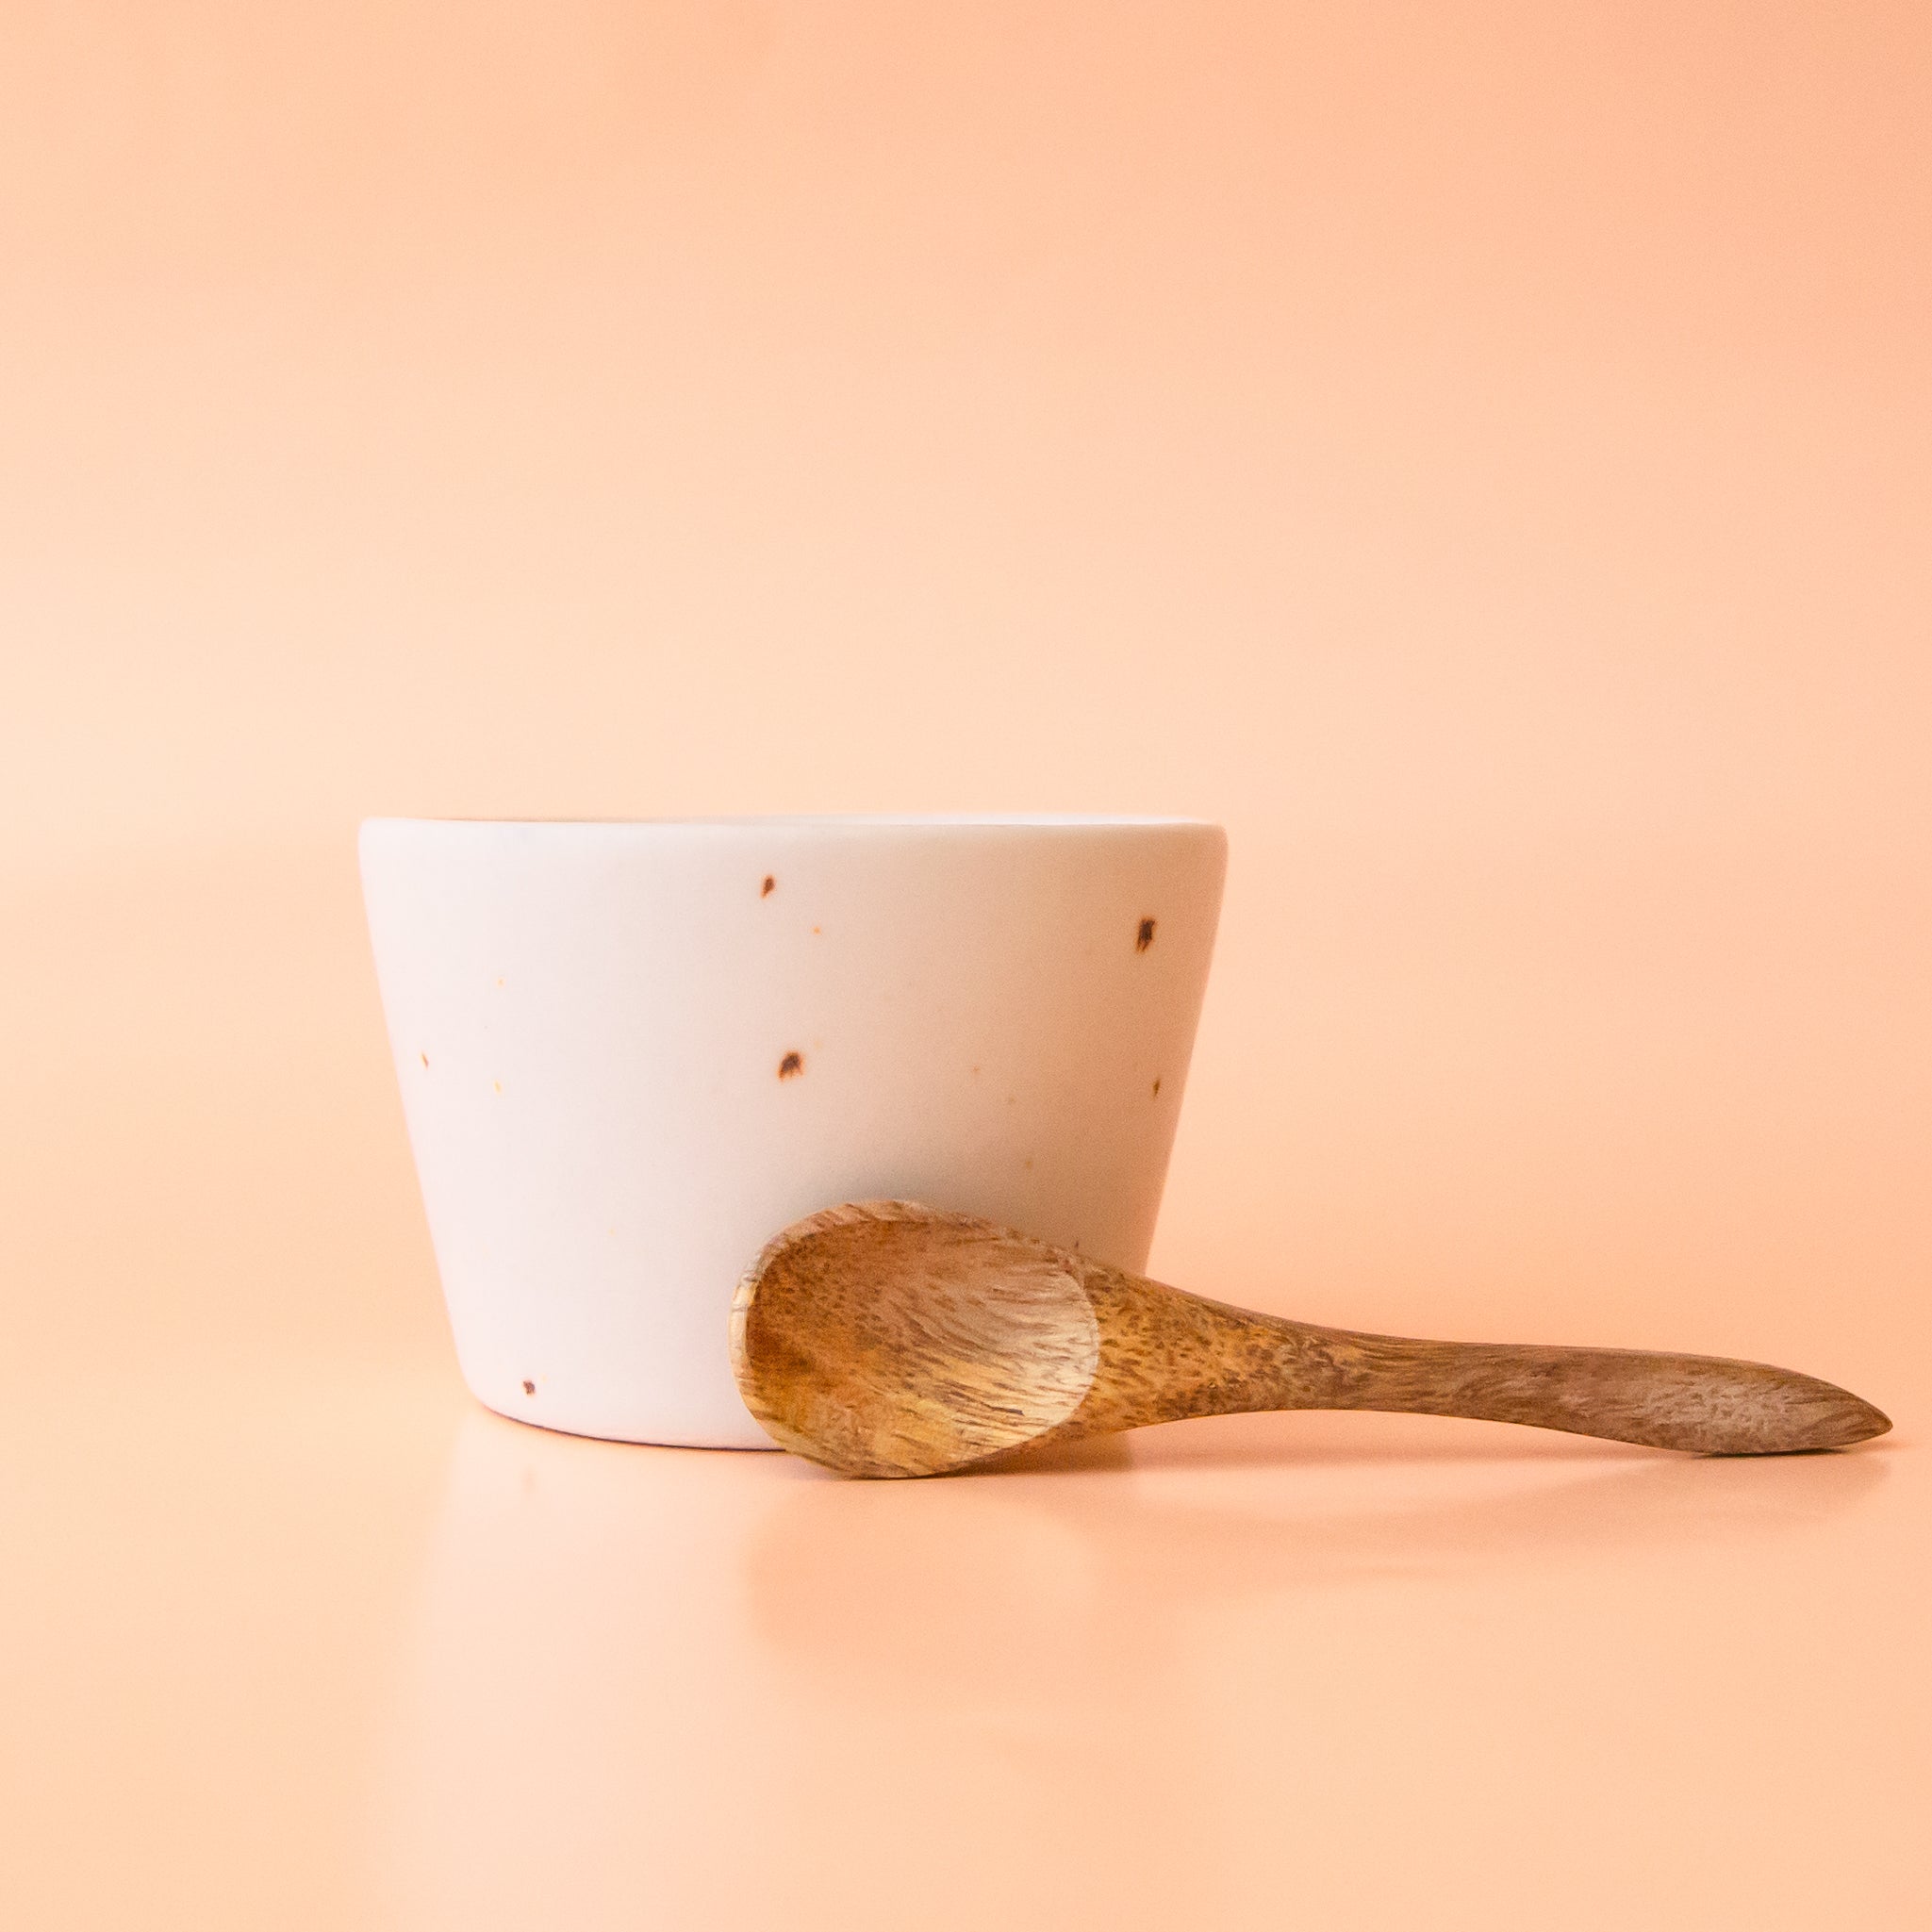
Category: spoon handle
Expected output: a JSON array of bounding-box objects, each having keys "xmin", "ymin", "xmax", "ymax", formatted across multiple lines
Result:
[
  {"xmin": 1268, "ymin": 1324, "xmax": 1890, "ymax": 1453},
  {"xmin": 1079, "ymin": 1270, "xmax": 1889, "ymax": 1454}
]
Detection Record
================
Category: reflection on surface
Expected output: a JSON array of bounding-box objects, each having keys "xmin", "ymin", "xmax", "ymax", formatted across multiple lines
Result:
[
  {"xmin": 376, "ymin": 1404, "xmax": 1891, "ymax": 1928},
  {"xmin": 749, "ymin": 1420, "xmax": 1887, "ymax": 1683}
]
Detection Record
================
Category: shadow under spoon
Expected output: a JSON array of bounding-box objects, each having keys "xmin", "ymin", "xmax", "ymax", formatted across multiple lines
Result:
[{"xmin": 728, "ymin": 1200, "xmax": 1892, "ymax": 1478}]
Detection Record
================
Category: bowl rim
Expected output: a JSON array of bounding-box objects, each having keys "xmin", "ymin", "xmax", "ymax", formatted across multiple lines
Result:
[{"xmin": 360, "ymin": 813, "xmax": 1223, "ymax": 832}]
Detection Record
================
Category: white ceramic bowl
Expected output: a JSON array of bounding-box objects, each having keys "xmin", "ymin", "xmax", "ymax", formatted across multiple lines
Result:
[{"xmin": 360, "ymin": 816, "xmax": 1226, "ymax": 1446}]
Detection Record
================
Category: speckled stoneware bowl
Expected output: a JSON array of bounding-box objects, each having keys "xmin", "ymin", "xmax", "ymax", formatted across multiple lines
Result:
[{"xmin": 360, "ymin": 816, "xmax": 1227, "ymax": 1447}]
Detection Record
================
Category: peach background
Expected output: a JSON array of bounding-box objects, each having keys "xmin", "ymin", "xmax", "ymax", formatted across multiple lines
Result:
[{"xmin": 3, "ymin": 6, "xmax": 1927, "ymax": 1927}]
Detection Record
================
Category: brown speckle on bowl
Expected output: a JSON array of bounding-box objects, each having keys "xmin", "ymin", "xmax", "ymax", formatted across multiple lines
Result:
[
  {"xmin": 419, "ymin": 1051, "xmax": 429, "ymax": 1069},
  {"xmin": 1152, "ymin": 1077, "xmax": 1162, "ymax": 1098},
  {"xmin": 1136, "ymin": 916, "xmax": 1157, "ymax": 952},
  {"xmin": 761, "ymin": 875, "xmax": 776, "ymax": 898},
  {"xmin": 521, "ymin": 1379, "xmax": 535, "ymax": 1396},
  {"xmin": 778, "ymin": 1050, "xmax": 804, "ymax": 1080}
]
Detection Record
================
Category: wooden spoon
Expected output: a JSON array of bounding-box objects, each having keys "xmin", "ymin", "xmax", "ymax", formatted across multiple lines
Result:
[{"xmin": 729, "ymin": 1200, "xmax": 1891, "ymax": 1478}]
